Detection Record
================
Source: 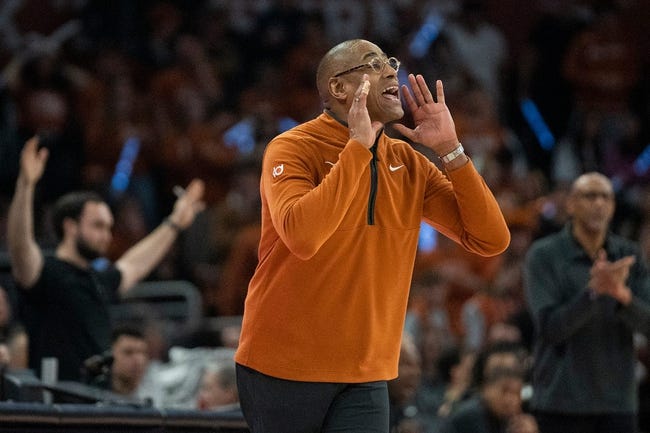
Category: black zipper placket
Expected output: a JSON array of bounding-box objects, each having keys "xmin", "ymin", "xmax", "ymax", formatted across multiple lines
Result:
[{"xmin": 367, "ymin": 138, "xmax": 379, "ymax": 225}]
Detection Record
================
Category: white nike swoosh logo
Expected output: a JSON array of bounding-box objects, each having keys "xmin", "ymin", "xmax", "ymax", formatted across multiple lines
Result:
[
  {"xmin": 325, "ymin": 161, "xmax": 336, "ymax": 166},
  {"xmin": 389, "ymin": 164, "xmax": 404, "ymax": 172}
]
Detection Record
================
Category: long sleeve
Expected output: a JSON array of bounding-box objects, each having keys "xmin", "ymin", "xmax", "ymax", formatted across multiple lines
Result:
[
  {"xmin": 616, "ymin": 253, "xmax": 650, "ymax": 335},
  {"xmin": 238, "ymin": 115, "xmax": 507, "ymax": 383},
  {"xmin": 422, "ymin": 159, "xmax": 510, "ymax": 257},
  {"xmin": 524, "ymin": 243, "xmax": 602, "ymax": 345},
  {"xmin": 263, "ymin": 136, "xmax": 372, "ymax": 260}
]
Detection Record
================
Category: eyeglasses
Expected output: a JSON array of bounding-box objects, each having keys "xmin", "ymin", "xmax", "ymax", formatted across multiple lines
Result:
[{"xmin": 333, "ymin": 57, "xmax": 400, "ymax": 78}]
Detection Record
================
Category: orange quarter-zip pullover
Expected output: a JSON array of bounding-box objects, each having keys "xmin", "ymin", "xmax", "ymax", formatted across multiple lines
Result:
[{"xmin": 235, "ymin": 112, "xmax": 509, "ymax": 382}]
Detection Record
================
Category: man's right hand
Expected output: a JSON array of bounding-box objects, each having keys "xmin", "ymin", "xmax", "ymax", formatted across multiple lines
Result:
[
  {"xmin": 348, "ymin": 74, "xmax": 383, "ymax": 149},
  {"xmin": 19, "ymin": 136, "xmax": 49, "ymax": 185}
]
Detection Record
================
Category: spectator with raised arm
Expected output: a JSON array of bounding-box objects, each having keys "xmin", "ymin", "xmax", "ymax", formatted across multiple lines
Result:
[{"xmin": 6, "ymin": 136, "xmax": 204, "ymax": 381}]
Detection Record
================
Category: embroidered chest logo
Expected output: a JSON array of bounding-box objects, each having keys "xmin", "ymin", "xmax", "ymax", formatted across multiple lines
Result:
[
  {"xmin": 272, "ymin": 164, "xmax": 285, "ymax": 178},
  {"xmin": 389, "ymin": 164, "xmax": 404, "ymax": 172}
]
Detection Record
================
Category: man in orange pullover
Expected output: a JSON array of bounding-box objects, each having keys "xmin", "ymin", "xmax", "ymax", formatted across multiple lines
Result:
[{"xmin": 235, "ymin": 39, "xmax": 510, "ymax": 433}]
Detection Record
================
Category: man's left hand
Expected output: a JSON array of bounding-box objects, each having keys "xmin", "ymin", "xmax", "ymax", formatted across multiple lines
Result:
[{"xmin": 393, "ymin": 75, "xmax": 459, "ymax": 155}]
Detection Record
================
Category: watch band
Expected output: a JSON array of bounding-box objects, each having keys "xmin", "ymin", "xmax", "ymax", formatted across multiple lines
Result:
[{"xmin": 440, "ymin": 143, "xmax": 465, "ymax": 164}]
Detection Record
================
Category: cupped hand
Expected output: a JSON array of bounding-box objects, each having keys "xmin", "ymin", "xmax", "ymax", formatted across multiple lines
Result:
[
  {"xmin": 393, "ymin": 75, "xmax": 459, "ymax": 154},
  {"xmin": 347, "ymin": 74, "xmax": 383, "ymax": 149}
]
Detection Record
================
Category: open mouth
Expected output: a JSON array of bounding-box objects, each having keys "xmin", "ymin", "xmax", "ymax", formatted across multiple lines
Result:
[{"xmin": 382, "ymin": 86, "xmax": 400, "ymax": 101}]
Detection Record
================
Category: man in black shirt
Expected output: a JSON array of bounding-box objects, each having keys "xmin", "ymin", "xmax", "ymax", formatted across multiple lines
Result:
[
  {"xmin": 524, "ymin": 172, "xmax": 650, "ymax": 433},
  {"xmin": 7, "ymin": 136, "xmax": 205, "ymax": 381}
]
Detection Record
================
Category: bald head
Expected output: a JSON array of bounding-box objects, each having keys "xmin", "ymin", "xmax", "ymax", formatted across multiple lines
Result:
[
  {"xmin": 567, "ymin": 172, "xmax": 615, "ymax": 236},
  {"xmin": 570, "ymin": 172, "xmax": 614, "ymax": 198},
  {"xmin": 316, "ymin": 39, "xmax": 367, "ymax": 108},
  {"xmin": 315, "ymin": 39, "xmax": 403, "ymax": 124}
]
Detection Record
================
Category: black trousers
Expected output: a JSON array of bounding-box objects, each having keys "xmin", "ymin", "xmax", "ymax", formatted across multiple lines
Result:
[
  {"xmin": 236, "ymin": 363, "xmax": 390, "ymax": 433},
  {"xmin": 534, "ymin": 411, "xmax": 637, "ymax": 433}
]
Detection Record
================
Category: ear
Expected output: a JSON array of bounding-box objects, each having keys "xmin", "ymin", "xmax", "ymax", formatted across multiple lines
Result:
[{"xmin": 328, "ymin": 77, "xmax": 350, "ymax": 104}]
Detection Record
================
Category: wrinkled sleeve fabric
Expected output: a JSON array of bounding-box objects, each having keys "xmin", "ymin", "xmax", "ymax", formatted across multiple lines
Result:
[
  {"xmin": 617, "ymin": 252, "xmax": 650, "ymax": 336},
  {"xmin": 421, "ymin": 159, "xmax": 510, "ymax": 257},
  {"xmin": 262, "ymin": 137, "xmax": 371, "ymax": 260}
]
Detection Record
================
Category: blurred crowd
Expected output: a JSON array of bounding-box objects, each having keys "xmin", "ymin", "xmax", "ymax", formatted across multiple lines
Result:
[{"xmin": 0, "ymin": 0, "xmax": 649, "ymax": 430}]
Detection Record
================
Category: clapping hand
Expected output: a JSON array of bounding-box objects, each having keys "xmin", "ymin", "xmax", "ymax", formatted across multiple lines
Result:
[{"xmin": 589, "ymin": 250, "xmax": 636, "ymax": 305}]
